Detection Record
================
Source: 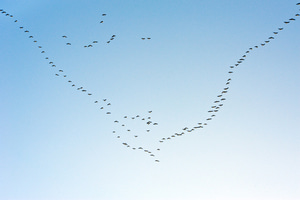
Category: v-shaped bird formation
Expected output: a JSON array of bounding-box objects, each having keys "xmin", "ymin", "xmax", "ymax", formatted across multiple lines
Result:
[{"xmin": 1, "ymin": 3, "xmax": 299, "ymax": 162}]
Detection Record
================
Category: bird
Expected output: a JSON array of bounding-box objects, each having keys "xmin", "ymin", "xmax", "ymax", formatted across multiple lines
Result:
[
  {"xmin": 147, "ymin": 38, "xmax": 151, "ymax": 40},
  {"xmin": 269, "ymin": 37, "xmax": 274, "ymax": 39},
  {"xmin": 155, "ymin": 160, "xmax": 160, "ymax": 162},
  {"xmin": 93, "ymin": 41, "xmax": 98, "ymax": 43},
  {"xmin": 273, "ymin": 32, "xmax": 278, "ymax": 34},
  {"xmin": 29, "ymin": 36, "xmax": 33, "ymax": 38},
  {"xmin": 62, "ymin": 35, "xmax": 67, "ymax": 38},
  {"xmin": 141, "ymin": 38, "xmax": 145, "ymax": 40},
  {"xmin": 278, "ymin": 28, "xmax": 283, "ymax": 30},
  {"xmin": 102, "ymin": 14, "xmax": 106, "ymax": 16},
  {"xmin": 66, "ymin": 43, "xmax": 71, "ymax": 45},
  {"xmin": 284, "ymin": 21, "xmax": 290, "ymax": 24},
  {"xmin": 106, "ymin": 112, "xmax": 111, "ymax": 114},
  {"xmin": 24, "ymin": 30, "xmax": 29, "ymax": 33},
  {"xmin": 289, "ymin": 18, "xmax": 295, "ymax": 21},
  {"xmin": 296, "ymin": 14, "xmax": 300, "ymax": 17},
  {"xmin": 14, "ymin": 20, "xmax": 17, "ymax": 22},
  {"xmin": 100, "ymin": 21, "xmax": 104, "ymax": 23}
]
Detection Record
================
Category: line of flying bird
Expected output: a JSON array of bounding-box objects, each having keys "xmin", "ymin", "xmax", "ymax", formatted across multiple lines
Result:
[{"xmin": 1, "ymin": 2, "xmax": 299, "ymax": 163}]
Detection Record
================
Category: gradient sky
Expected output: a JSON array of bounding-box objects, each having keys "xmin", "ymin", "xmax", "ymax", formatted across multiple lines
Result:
[{"xmin": 1, "ymin": 0, "xmax": 299, "ymax": 200}]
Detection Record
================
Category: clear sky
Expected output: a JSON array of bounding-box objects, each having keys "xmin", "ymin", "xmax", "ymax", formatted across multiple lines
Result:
[{"xmin": 0, "ymin": 0, "xmax": 299, "ymax": 200}]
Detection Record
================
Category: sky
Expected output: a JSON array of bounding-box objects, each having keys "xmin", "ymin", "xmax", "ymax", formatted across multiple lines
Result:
[{"xmin": 0, "ymin": 0, "xmax": 299, "ymax": 200}]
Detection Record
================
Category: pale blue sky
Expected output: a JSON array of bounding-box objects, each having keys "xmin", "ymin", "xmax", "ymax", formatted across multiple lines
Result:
[{"xmin": 1, "ymin": 1, "xmax": 299, "ymax": 200}]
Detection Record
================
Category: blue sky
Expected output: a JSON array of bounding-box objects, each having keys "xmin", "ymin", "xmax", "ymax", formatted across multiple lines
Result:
[{"xmin": 1, "ymin": 0, "xmax": 299, "ymax": 200}]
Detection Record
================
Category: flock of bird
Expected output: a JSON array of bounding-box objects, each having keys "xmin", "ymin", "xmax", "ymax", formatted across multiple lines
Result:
[{"xmin": 1, "ymin": 2, "xmax": 299, "ymax": 162}]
